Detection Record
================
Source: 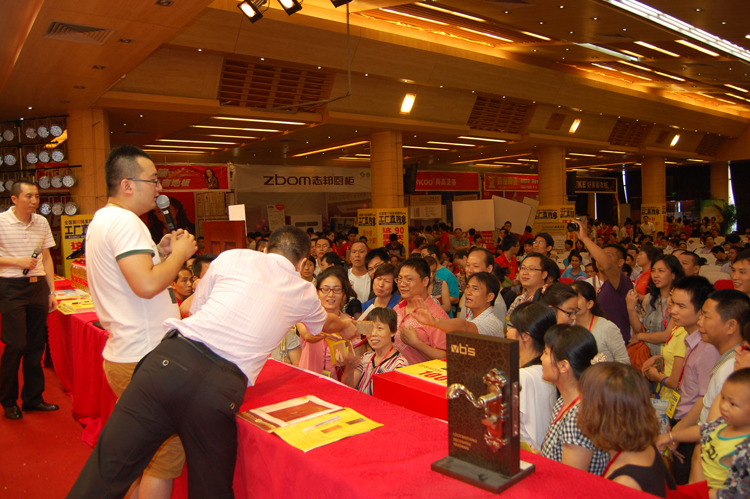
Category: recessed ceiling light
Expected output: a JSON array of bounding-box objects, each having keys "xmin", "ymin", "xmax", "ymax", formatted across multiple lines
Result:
[
  {"xmin": 400, "ymin": 93, "xmax": 417, "ymax": 114},
  {"xmin": 156, "ymin": 139, "xmax": 238, "ymax": 145},
  {"xmin": 459, "ymin": 27, "xmax": 512, "ymax": 42},
  {"xmin": 457, "ymin": 136, "xmax": 507, "ymax": 143},
  {"xmin": 207, "ymin": 135, "xmax": 258, "ymax": 139},
  {"xmin": 197, "ymin": 49, "xmax": 202, "ymax": 52},
  {"xmin": 427, "ymin": 141, "xmax": 475, "ymax": 147},
  {"xmin": 591, "ymin": 17, "xmax": 599, "ymax": 21},
  {"xmin": 213, "ymin": 116, "xmax": 306, "ymax": 125},
  {"xmin": 139, "ymin": 114, "xmax": 144, "ymax": 117},
  {"xmin": 191, "ymin": 125, "xmax": 280, "ymax": 132},
  {"xmin": 402, "ymin": 145, "xmax": 450, "ymax": 151},
  {"xmin": 27, "ymin": 106, "xmax": 32, "ymax": 110},
  {"xmin": 600, "ymin": 150, "xmax": 627, "ymax": 154},
  {"xmin": 145, "ymin": 144, "xmax": 220, "ymax": 150}
]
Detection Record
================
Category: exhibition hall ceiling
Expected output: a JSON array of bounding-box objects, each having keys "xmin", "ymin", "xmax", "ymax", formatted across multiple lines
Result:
[{"xmin": 2, "ymin": 0, "xmax": 750, "ymax": 173}]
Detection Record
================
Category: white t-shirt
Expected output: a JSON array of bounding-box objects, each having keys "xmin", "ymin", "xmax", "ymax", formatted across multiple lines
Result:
[
  {"xmin": 86, "ymin": 206, "xmax": 180, "ymax": 363},
  {"xmin": 348, "ymin": 268, "xmax": 371, "ymax": 302},
  {"xmin": 699, "ymin": 350, "xmax": 736, "ymax": 424},
  {"xmin": 519, "ymin": 364, "xmax": 557, "ymax": 451},
  {"xmin": 466, "ymin": 306, "xmax": 504, "ymax": 337},
  {"xmin": 589, "ymin": 316, "xmax": 631, "ymax": 364}
]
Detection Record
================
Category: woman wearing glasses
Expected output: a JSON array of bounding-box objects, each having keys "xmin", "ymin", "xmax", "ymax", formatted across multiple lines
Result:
[
  {"xmin": 540, "ymin": 283, "xmax": 580, "ymax": 325},
  {"xmin": 505, "ymin": 302, "xmax": 558, "ymax": 451},
  {"xmin": 298, "ymin": 267, "xmax": 355, "ymax": 378}
]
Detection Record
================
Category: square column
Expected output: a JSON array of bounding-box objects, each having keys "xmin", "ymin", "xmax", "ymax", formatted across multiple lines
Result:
[
  {"xmin": 710, "ymin": 161, "xmax": 729, "ymax": 203},
  {"xmin": 370, "ymin": 131, "xmax": 404, "ymax": 209},
  {"xmin": 641, "ymin": 156, "xmax": 665, "ymax": 206},
  {"xmin": 538, "ymin": 146, "xmax": 566, "ymax": 206},
  {"xmin": 67, "ymin": 108, "xmax": 110, "ymax": 214}
]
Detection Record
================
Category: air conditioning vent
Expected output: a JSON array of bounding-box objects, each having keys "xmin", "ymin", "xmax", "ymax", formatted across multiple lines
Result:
[
  {"xmin": 123, "ymin": 130, "xmax": 151, "ymax": 135},
  {"xmin": 608, "ymin": 118, "xmax": 651, "ymax": 147},
  {"xmin": 44, "ymin": 21, "xmax": 116, "ymax": 46},
  {"xmin": 467, "ymin": 96, "xmax": 534, "ymax": 134},
  {"xmin": 593, "ymin": 33, "xmax": 632, "ymax": 41},
  {"xmin": 695, "ymin": 134, "xmax": 724, "ymax": 157}
]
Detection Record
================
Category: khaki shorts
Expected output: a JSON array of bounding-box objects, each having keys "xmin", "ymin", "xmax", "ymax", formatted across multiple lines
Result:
[{"xmin": 103, "ymin": 359, "xmax": 186, "ymax": 479}]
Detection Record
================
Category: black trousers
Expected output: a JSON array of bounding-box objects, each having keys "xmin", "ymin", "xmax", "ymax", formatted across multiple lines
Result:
[
  {"xmin": 669, "ymin": 417, "xmax": 694, "ymax": 485},
  {"xmin": 66, "ymin": 333, "xmax": 247, "ymax": 499},
  {"xmin": 0, "ymin": 277, "xmax": 50, "ymax": 408}
]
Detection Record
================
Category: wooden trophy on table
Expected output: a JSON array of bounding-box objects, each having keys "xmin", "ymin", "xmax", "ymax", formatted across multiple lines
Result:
[{"xmin": 432, "ymin": 331, "xmax": 534, "ymax": 493}]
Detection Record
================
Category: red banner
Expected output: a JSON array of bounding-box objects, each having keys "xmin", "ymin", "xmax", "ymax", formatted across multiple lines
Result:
[
  {"xmin": 415, "ymin": 171, "xmax": 480, "ymax": 192},
  {"xmin": 155, "ymin": 165, "xmax": 229, "ymax": 191},
  {"xmin": 483, "ymin": 173, "xmax": 538, "ymax": 192}
]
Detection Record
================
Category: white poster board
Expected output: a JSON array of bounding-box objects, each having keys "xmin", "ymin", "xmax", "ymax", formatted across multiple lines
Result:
[
  {"xmin": 492, "ymin": 196, "xmax": 533, "ymax": 232},
  {"xmin": 523, "ymin": 197, "xmax": 539, "ymax": 228},
  {"xmin": 228, "ymin": 204, "xmax": 247, "ymax": 234},
  {"xmin": 266, "ymin": 204, "xmax": 286, "ymax": 232},
  {"xmin": 290, "ymin": 215, "xmax": 322, "ymax": 233},
  {"xmin": 452, "ymin": 199, "xmax": 496, "ymax": 232}
]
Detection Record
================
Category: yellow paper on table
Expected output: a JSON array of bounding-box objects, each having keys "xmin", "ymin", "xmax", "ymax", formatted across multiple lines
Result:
[
  {"xmin": 57, "ymin": 299, "xmax": 96, "ymax": 315},
  {"xmin": 272, "ymin": 407, "xmax": 382, "ymax": 453},
  {"xmin": 395, "ymin": 359, "xmax": 448, "ymax": 386}
]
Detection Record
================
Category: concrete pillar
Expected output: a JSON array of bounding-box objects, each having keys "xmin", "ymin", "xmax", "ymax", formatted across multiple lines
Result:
[
  {"xmin": 538, "ymin": 146, "xmax": 566, "ymax": 206},
  {"xmin": 370, "ymin": 131, "xmax": 404, "ymax": 209},
  {"xmin": 587, "ymin": 193, "xmax": 596, "ymax": 219},
  {"xmin": 710, "ymin": 161, "xmax": 729, "ymax": 203},
  {"xmin": 67, "ymin": 108, "xmax": 110, "ymax": 214},
  {"xmin": 641, "ymin": 156, "xmax": 666, "ymax": 205}
]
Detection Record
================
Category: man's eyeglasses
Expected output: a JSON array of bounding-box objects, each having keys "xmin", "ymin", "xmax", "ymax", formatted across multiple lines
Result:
[
  {"xmin": 519, "ymin": 266, "xmax": 542, "ymax": 273},
  {"xmin": 555, "ymin": 306, "xmax": 580, "ymax": 319},
  {"xmin": 319, "ymin": 286, "xmax": 343, "ymax": 295},
  {"xmin": 367, "ymin": 261, "xmax": 384, "ymax": 273},
  {"xmin": 396, "ymin": 276, "xmax": 417, "ymax": 285},
  {"xmin": 126, "ymin": 178, "xmax": 161, "ymax": 186}
]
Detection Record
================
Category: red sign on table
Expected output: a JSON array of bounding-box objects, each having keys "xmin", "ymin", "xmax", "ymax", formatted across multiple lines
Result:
[
  {"xmin": 155, "ymin": 165, "xmax": 229, "ymax": 191},
  {"xmin": 415, "ymin": 171, "xmax": 480, "ymax": 192}
]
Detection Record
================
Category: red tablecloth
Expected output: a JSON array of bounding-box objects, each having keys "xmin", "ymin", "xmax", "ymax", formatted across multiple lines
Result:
[
  {"xmin": 227, "ymin": 360, "xmax": 654, "ymax": 499},
  {"xmin": 47, "ymin": 309, "xmax": 114, "ymax": 447}
]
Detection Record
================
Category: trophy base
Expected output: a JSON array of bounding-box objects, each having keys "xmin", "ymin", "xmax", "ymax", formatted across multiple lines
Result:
[{"xmin": 431, "ymin": 456, "xmax": 535, "ymax": 494}]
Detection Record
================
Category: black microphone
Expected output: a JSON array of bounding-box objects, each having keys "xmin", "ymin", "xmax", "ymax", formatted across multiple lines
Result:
[
  {"xmin": 23, "ymin": 247, "xmax": 41, "ymax": 275},
  {"xmin": 156, "ymin": 195, "xmax": 176, "ymax": 232}
]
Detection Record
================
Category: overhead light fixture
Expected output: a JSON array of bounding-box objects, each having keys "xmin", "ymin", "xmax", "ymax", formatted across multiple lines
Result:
[
  {"xmin": 634, "ymin": 41, "xmax": 680, "ymax": 57},
  {"xmin": 380, "ymin": 8, "xmax": 448, "ymax": 25},
  {"xmin": 620, "ymin": 49, "xmax": 646, "ymax": 58},
  {"xmin": 654, "ymin": 71, "xmax": 685, "ymax": 81},
  {"xmin": 400, "ymin": 93, "xmax": 417, "ymax": 114},
  {"xmin": 416, "ymin": 3, "xmax": 485, "ymax": 22},
  {"xmin": 213, "ymin": 116, "xmax": 306, "ymax": 125},
  {"xmin": 578, "ymin": 43, "xmax": 639, "ymax": 61},
  {"xmin": 457, "ymin": 136, "xmax": 507, "ymax": 143},
  {"xmin": 142, "ymin": 149, "xmax": 209, "ymax": 154},
  {"xmin": 725, "ymin": 84, "xmax": 749, "ymax": 93},
  {"xmin": 208, "ymin": 134, "xmax": 259, "ymax": 139},
  {"xmin": 145, "ymin": 145, "xmax": 220, "ymax": 149},
  {"xmin": 427, "ymin": 141, "xmax": 475, "ymax": 147},
  {"xmin": 278, "ymin": 0, "xmax": 302, "ymax": 15},
  {"xmin": 687, "ymin": 159, "xmax": 704, "ymax": 162},
  {"xmin": 619, "ymin": 61, "xmax": 652, "ymax": 71},
  {"xmin": 517, "ymin": 158, "xmax": 538, "ymax": 162},
  {"xmin": 603, "ymin": 0, "xmax": 750, "ymax": 63},
  {"xmin": 331, "ymin": 0, "xmax": 352, "ymax": 7},
  {"xmin": 670, "ymin": 134, "xmax": 680, "ymax": 146},
  {"xmin": 600, "ymin": 149, "xmax": 627, "ymax": 154},
  {"xmin": 569, "ymin": 152, "xmax": 596, "ymax": 157},
  {"xmin": 621, "ymin": 71, "xmax": 652, "ymax": 81},
  {"xmin": 288, "ymin": 140, "xmax": 369, "ymax": 158},
  {"xmin": 191, "ymin": 125, "xmax": 280, "ymax": 132},
  {"xmin": 335, "ymin": 156, "xmax": 369, "ymax": 161},
  {"xmin": 402, "ymin": 145, "xmax": 450, "ymax": 151},
  {"xmin": 569, "ymin": 119, "xmax": 581, "ymax": 133},
  {"xmin": 156, "ymin": 139, "xmax": 237, "ymax": 145},
  {"xmin": 592, "ymin": 63, "xmax": 617, "ymax": 71},
  {"xmin": 675, "ymin": 39, "xmax": 720, "ymax": 57},
  {"xmin": 459, "ymin": 27, "xmax": 512, "ymax": 42},
  {"xmin": 237, "ymin": 0, "xmax": 265, "ymax": 23},
  {"xmin": 521, "ymin": 31, "xmax": 551, "ymax": 41}
]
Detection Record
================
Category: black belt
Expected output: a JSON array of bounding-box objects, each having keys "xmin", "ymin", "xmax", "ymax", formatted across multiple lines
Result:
[
  {"xmin": 163, "ymin": 330, "xmax": 247, "ymax": 385},
  {"xmin": 0, "ymin": 276, "xmax": 45, "ymax": 283}
]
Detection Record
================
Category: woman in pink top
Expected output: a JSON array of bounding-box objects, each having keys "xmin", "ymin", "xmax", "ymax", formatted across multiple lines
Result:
[{"xmin": 298, "ymin": 266, "xmax": 354, "ymax": 378}]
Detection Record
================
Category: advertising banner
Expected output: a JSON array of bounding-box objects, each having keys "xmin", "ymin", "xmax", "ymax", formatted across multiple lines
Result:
[
  {"xmin": 155, "ymin": 165, "xmax": 229, "ymax": 191},
  {"xmin": 483, "ymin": 173, "xmax": 539, "ymax": 192},
  {"xmin": 534, "ymin": 205, "xmax": 576, "ymax": 250},
  {"xmin": 415, "ymin": 172, "xmax": 480, "ymax": 192},
  {"xmin": 266, "ymin": 204, "xmax": 286, "ymax": 232},
  {"xmin": 575, "ymin": 177, "xmax": 617, "ymax": 193},
  {"xmin": 641, "ymin": 203, "xmax": 667, "ymax": 234},
  {"xmin": 61, "ymin": 214, "xmax": 93, "ymax": 279},
  {"xmin": 235, "ymin": 165, "xmax": 371, "ymax": 193},
  {"xmin": 357, "ymin": 209, "xmax": 378, "ymax": 247},
  {"xmin": 358, "ymin": 208, "xmax": 409, "ymax": 248}
]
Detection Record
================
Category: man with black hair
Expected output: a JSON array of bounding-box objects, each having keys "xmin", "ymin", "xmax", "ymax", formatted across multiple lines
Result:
[
  {"xmin": 0, "ymin": 179, "xmax": 58, "ymax": 421},
  {"xmin": 319, "ymin": 252, "xmax": 343, "ymax": 272},
  {"xmin": 365, "ymin": 247, "xmax": 390, "ymax": 279},
  {"xmin": 385, "ymin": 233, "xmax": 406, "ymax": 261},
  {"xmin": 337, "ymin": 228, "xmax": 358, "ymax": 264},
  {"xmin": 436, "ymin": 223, "xmax": 451, "ymax": 255},
  {"xmin": 461, "ymin": 247, "xmax": 507, "ymax": 326},
  {"xmin": 450, "ymin": 228, "xmax": 470, "ymax": 253},
  {"xmin": 679, "ymin": 251, "xmax": 702, "ymax": 277},
  {"xmin": 67, "ymin": 226, "xmax": 358, "ymax": 499},
  {"xmin": 724, "ymin": 233, "xmax": 741, "ymax": 249},
  {"xmin": 732, "ymin": 250, "xmax": 750, "ymax": 296},
  {"xmin": 532, "ymin": 232, "xmax": 554, "ymax": 257},
  {"xmin": 576, "ymin": 221, "xmax": 634, "ymax": 342}
]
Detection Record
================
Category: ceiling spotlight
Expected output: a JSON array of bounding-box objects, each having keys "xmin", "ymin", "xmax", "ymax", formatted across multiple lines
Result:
[
  {"xmin": 400, "ymin": 93, "xmax": 417, "ymax": 114},
  {"xmin": 238, "ymin": 0, "xmax": 265, "ymax": 22},
  {"xmin": 278, "ymin": 0, "xmax": 302, "ymax": 15},
  {"xmin": 331, "ymin": 0, "xmax": 352, "ymax": 6}
]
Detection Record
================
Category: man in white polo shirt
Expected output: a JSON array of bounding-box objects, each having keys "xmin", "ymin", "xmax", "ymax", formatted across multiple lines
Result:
[
  {"xmin": 85, "ymin": 145, "xmax": 196, "ymax": 499},
  {"xmin": 0, "ymin": 179, "xmax": 57, "ymax": 420}
]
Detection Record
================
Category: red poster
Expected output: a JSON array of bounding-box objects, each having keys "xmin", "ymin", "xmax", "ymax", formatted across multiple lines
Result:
[
  {"xmin": 155, "ymin": 165, "xmax": 229, "ymax": 191},
  {"xmin": 483, "ymin": 173, "xmax": 538, "ymax": 192},
  {"xmin": 415, "ymin": 171, "xmax": 480, "ymax": 192}
]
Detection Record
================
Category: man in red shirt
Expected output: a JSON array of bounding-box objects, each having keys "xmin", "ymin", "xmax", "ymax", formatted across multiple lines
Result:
[
  {"xmin": 436, "ymin": 223, "xmax": 451, "ymax": 255},
  {"xmin": 337, "ymin": 228, "xmax": 357, "ymax": 263}
]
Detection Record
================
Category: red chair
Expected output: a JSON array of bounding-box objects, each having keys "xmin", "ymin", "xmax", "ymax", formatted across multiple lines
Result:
[
  {"xmin": 559, "ymin": 278, "xmax": 574, "ymax": 285},
  {"xmin": 714, "ymin": 279, "xmax": 734, "ymax": 290}
]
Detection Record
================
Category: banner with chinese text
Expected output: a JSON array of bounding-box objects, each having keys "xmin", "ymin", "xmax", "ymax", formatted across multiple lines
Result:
[
  {"xmin": 575, "ymin": 177, "xmax": 617, "ymax": 193},
  {"xmin": 483, "ymin": 173, "xmax": 539, "ymax": 192},
  {"xmin": 415, "ymin": 171, "xmax": 479, "ymax": 192},
  {"xmin": 357, "ymin": 209, "xmax": 378, "ymax": 247},
  {"xmin": 641, "ymin": 204, "xmax": 667, "ymax": 234},
  {"xmin": 235, "ymin": 165, "xmax": 371, "ymax": 193},
  {"xmin": 156, "ymin": 165, "xmax": 229, "ymax": 191},
  {"xmin": 376, "ymin": 208, "xmax": 409, "ymax": 249},
  {"xmin": 534, "ymin": 205, "xmax": 576, "ymax": 250},
  {"xmin": 61, "ymin": 214, "xmax": 93, "ymax": 280}
]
